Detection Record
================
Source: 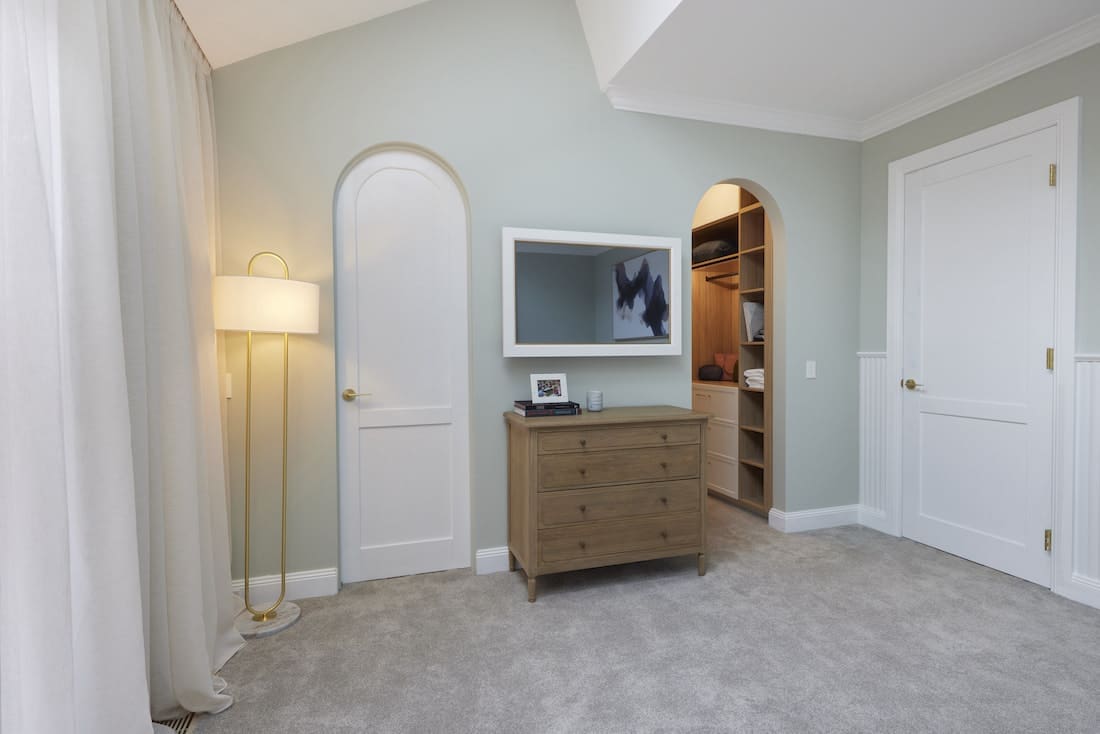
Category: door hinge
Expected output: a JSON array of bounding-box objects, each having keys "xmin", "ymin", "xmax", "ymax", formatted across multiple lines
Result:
[
  {"xmin": 1049, "ymin": 164, "xmax": 1057, "ymax": 187},
  {"xmin": 1046, "ymin": 347, "xmax": 1055, "ymax": 371},
  {"xmin": 1044, "ymin": 529, "xmax": 1052, "ymax": 552}
]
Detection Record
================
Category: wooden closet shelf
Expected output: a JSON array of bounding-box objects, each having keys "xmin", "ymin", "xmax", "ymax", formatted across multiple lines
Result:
[
  {"xmin": 691, "ymin": 253, "xmax": 738, "ymax": 269},
  {"xmin": 692, "ymin": 211, "xmax": 740, "ymax": 233}
]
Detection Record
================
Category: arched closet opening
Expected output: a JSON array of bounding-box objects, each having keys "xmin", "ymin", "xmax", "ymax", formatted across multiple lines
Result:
[{"xmin": 690, "ymin": 181, "xmax": 775, "ymax": 518}]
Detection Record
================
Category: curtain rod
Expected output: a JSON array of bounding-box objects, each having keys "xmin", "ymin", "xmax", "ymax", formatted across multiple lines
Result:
[{"xmin": 169, "ymin": 0, "xmax": 213, "ymax": 71}]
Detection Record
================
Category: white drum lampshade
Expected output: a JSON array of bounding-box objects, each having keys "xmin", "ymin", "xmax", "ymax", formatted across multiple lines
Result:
[{"xmin": 213, "ymin": 275, "xmax": 319, "ymax": 334}]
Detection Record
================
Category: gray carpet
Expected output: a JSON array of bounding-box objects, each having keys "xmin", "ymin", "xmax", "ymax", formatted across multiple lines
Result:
[{"xmin": 197, "ymin": 499, "xmax": 1100, "ymax": 733}]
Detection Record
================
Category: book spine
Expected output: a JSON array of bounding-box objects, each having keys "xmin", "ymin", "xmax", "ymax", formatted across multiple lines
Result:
[{"xmin": 515, "ymin": 408, "xmax": 581, "ymax": 417}]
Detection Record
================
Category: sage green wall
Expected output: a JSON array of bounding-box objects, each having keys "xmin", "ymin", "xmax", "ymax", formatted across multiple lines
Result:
[
  {"xmin": 515, "ymin": 253, "xmax": 597, "ymax": 344},
  {"xmin": 861, "ymin": 43, "xmax": 1100, "ymax": 352},
  {"xmin": 214, "ymin": 0, "xmax": 862, "ymax": 577}
]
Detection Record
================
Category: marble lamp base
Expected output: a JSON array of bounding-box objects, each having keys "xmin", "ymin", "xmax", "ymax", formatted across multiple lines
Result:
[{"xmin": 235, "ymin": 601, "xmax": 301, "ymax": 639}]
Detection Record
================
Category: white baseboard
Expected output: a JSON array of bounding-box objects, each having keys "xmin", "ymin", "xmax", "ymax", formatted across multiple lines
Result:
[
  {"xmin": 769, "ymin": 504, "xmax": 860, "ymax": 533},
  {"xmin": 232, "ymin": 567, "xmax": 338, "ymax": 604},
  {"xmin": 857, "ymin": 505, "xmax": 897, "ymax": 536},
  {"xmin": 1061, "ymin": 573, "xmax": 1100, "ymax": 610},
  {"xmin": 476, "ymin": 546, "xmax": 510, "ymax": 575}
]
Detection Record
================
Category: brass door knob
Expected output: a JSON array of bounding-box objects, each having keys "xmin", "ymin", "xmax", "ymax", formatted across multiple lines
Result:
[
  {"xmin": 901, "ymin": 378, "xmax": 924, "ymax": 391},
  {"xmin": 342, "ymin": 388, "xmax": 371, "ymax": 402}
]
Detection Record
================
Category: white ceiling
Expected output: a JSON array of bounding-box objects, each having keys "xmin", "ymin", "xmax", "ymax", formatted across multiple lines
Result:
[
  {"xmin": 587, "ymin": 0, "xmax": 1100, "ymax": 140},
  {"xmin": 177, "ymin": 0, "xmax": 1100, "ymax": 140},
  {"xmin": 175, "ymin": 0, "xmax": 431, "ymax": 68}
]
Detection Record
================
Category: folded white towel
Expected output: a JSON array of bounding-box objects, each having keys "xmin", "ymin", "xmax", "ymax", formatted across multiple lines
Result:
[{"xmin": 743, "ymin": 369, "xmax": 764, "ymax": 377}]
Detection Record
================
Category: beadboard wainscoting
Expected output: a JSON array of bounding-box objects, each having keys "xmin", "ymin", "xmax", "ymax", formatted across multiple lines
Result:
[
  {"xmin": 857, "ymin": 352, "xmax": 894, "ymax": 533},
  {"xmin": 1068, "ymin": 356, "xmax": 1100, "ymax": 608},
  {"xmin": 232, "ymin": 568, "xmax": 338, "ymax": 605},
  {"xmin": 856, "ymin": 351, "xmax": 1100, "ymax": 610}
]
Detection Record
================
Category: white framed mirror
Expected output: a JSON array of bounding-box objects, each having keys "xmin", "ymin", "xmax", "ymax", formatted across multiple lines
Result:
[{"xmin": 502, "ymin": 227, "xmax": 682, "ymax": 357}]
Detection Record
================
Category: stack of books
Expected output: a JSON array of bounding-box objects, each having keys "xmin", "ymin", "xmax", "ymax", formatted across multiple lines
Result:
[{"xmin": 513, "ymin": 400, "xmax": 582, "ymax": 417}]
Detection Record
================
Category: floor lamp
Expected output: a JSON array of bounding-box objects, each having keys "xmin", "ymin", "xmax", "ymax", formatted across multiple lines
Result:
[{"xmin": 214, "ymin": 252, "xmax": 319, "ymax": 638}]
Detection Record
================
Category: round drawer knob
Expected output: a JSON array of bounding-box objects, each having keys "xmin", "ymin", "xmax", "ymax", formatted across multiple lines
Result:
[
  {"xmin": 579, "ymin": 439, "xmax": 587, "ymax": 447},
  {"xmin": 660, "ymin": 497, "xmax": 668, "ymax": 505},
  {"xmin": 660, "ymin": 531, "xmax": 668, "ymax": 540},
  {"xmin": 579, "ymin": 541, "xmax": 587, "ymax": 550},
  {"xmin": 661, "ymin": 433, "xmax": 668, "ymax": 441},
  {"xmin": 579, "ymin": 504, "xmax": 587, "ymax": 513},
  {"xmin": 660, "ymin": 462, "xmax": 668, "ymax": 469},
  {"xmin": 579, "ymin": 468, "xmax": 587, "ymax": 476}
]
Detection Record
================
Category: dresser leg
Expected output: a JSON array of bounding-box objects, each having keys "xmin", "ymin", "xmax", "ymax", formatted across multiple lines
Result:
[
  {"xmin": 698, "ymin": 552, "xmax": 706, "ymax": 576},
  {"xmin": 508, "ymin": 551, "xmax": 516, "ymax": 572},
  {"xmin": 527, "ymin": 576, "xmax": 537, "ymax": 602}
]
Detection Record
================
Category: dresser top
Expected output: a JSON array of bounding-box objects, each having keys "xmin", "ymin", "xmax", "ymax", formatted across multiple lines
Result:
[{"xmin": 504, "ymin": 405, "xmax": 707, "ymax": 428}]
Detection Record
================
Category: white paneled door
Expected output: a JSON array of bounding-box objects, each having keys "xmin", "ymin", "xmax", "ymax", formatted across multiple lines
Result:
[
  {"xmin": 901, "ymin": 127, "xmax": 1057, "ymax": 585},
  {"xmin": 335, "ymin": 147, "xmax": 470, "ymax": 583}
]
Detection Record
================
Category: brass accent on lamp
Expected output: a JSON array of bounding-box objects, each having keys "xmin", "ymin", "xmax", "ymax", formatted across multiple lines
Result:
[{"xmin": 214, "ymin": 252, "xmax": 319, "ymax": 637}]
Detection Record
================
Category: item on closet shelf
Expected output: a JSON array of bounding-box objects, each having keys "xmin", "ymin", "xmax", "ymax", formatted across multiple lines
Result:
[
  {"xmin": 742, "ymin": 302, "xmax": 764, "ymax": 342},
  {"xmin": 743, "ymin": 368, "xmax": 765, "ymax": 389},
  {"xmin": 713, "ymin": 352, "xmax": 737, "ymax": 381},
  {"xmin": 698, "ymin": 364, "xmax": 724, "ymax": 381},
  {"xmin": 691, "ymin": 238, "xmax": 737, "ymax": 264},
  {"xmin": 586, "ymin": 390, "xmax": 604, "ymax": 412}
]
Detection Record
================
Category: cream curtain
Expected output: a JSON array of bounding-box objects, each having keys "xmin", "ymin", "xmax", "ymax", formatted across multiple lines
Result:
[{"xmin": 0, "ymin": 1, "xmax": 243, "ymax": 732}]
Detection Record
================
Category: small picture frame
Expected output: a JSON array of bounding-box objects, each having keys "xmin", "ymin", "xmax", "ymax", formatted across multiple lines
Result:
[{"xmin": 530, "ymin": 373, "xmax": 568, "ymax": 404}]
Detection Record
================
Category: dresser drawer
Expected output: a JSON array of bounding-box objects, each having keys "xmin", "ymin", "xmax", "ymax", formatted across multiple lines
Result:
[
  {"xmin": 538, "ymin": 423, "xmax": 699, "ymax": 453},
  {"xmin": 538, "ymin": 445, "xmax": 700, "ymax": 490},
  {"xmin": 539, "ymin": 514, "xmax": 700, "ymax": 564},
  {"xmin": 692, "ymin": 386, "xmax": 738, "ymax": 421},
  {"xmin": 538, "ymin": 479, "xmax": 700, "ymax": 527}
]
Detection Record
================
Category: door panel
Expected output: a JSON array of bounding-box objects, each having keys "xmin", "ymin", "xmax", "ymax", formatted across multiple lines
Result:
[
  {"xmin": 901, "ymin": 127, "xmax": 1056, "ymax": 586},
  {"xmin": 336, "ymin": 149, "xmax": 470, "ymax": 583}
]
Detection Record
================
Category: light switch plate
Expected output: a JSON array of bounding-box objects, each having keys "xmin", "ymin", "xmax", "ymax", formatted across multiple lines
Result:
[{"xmin": 805, "ymin": 361, "xmax": 817, "ymax": 379}]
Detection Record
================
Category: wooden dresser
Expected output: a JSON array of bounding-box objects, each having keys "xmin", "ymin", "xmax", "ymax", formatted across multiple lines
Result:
[{"xmin": 504, "ymin": 406, "xmax": 709, "ymax": 601}]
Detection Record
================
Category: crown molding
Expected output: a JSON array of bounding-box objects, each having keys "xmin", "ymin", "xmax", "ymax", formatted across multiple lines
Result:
[
  {"xmin": 605, "ymin": 85, "xmax": 864, "ymax": 141},
  {"xmin": 860, "ymin": 13, "xmax": 1100, "ymax": 140},
  {"xmin": 606, "ymin": 13, "xmax": 1100, "ymax": 142}
]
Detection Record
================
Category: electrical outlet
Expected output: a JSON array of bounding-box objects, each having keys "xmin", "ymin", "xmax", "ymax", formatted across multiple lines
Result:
[{"xmin": 805, "ymin": 361, "xmax": 817, "ymax": 379}]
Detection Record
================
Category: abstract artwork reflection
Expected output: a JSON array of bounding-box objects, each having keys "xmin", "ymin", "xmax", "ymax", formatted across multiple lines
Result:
[{"xmin": 613, "ymin": 252, "xmax": 669, "ymax": 340}]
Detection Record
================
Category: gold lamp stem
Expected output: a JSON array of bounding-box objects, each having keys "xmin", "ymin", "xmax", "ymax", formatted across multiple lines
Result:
[{"xmin": 243, "ymin": 252, "xmax": 291, "ymax": 622}]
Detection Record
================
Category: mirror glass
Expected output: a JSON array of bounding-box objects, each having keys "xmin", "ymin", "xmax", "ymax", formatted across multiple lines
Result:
[{"xmin": 503, "ymin": 228, "xmax": 682, "ymax": 357}]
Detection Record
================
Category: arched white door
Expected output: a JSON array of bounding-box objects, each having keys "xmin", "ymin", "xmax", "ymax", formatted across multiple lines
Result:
[{"xmin": 335, "ymin": 146, "xmax": 470, "ymax": 583}]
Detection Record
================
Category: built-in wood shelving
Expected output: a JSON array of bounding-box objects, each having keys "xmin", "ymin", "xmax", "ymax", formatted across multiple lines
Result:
[{"xmin": 691, "ymin": 186, "xmax": 773, "ymax": 517}]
